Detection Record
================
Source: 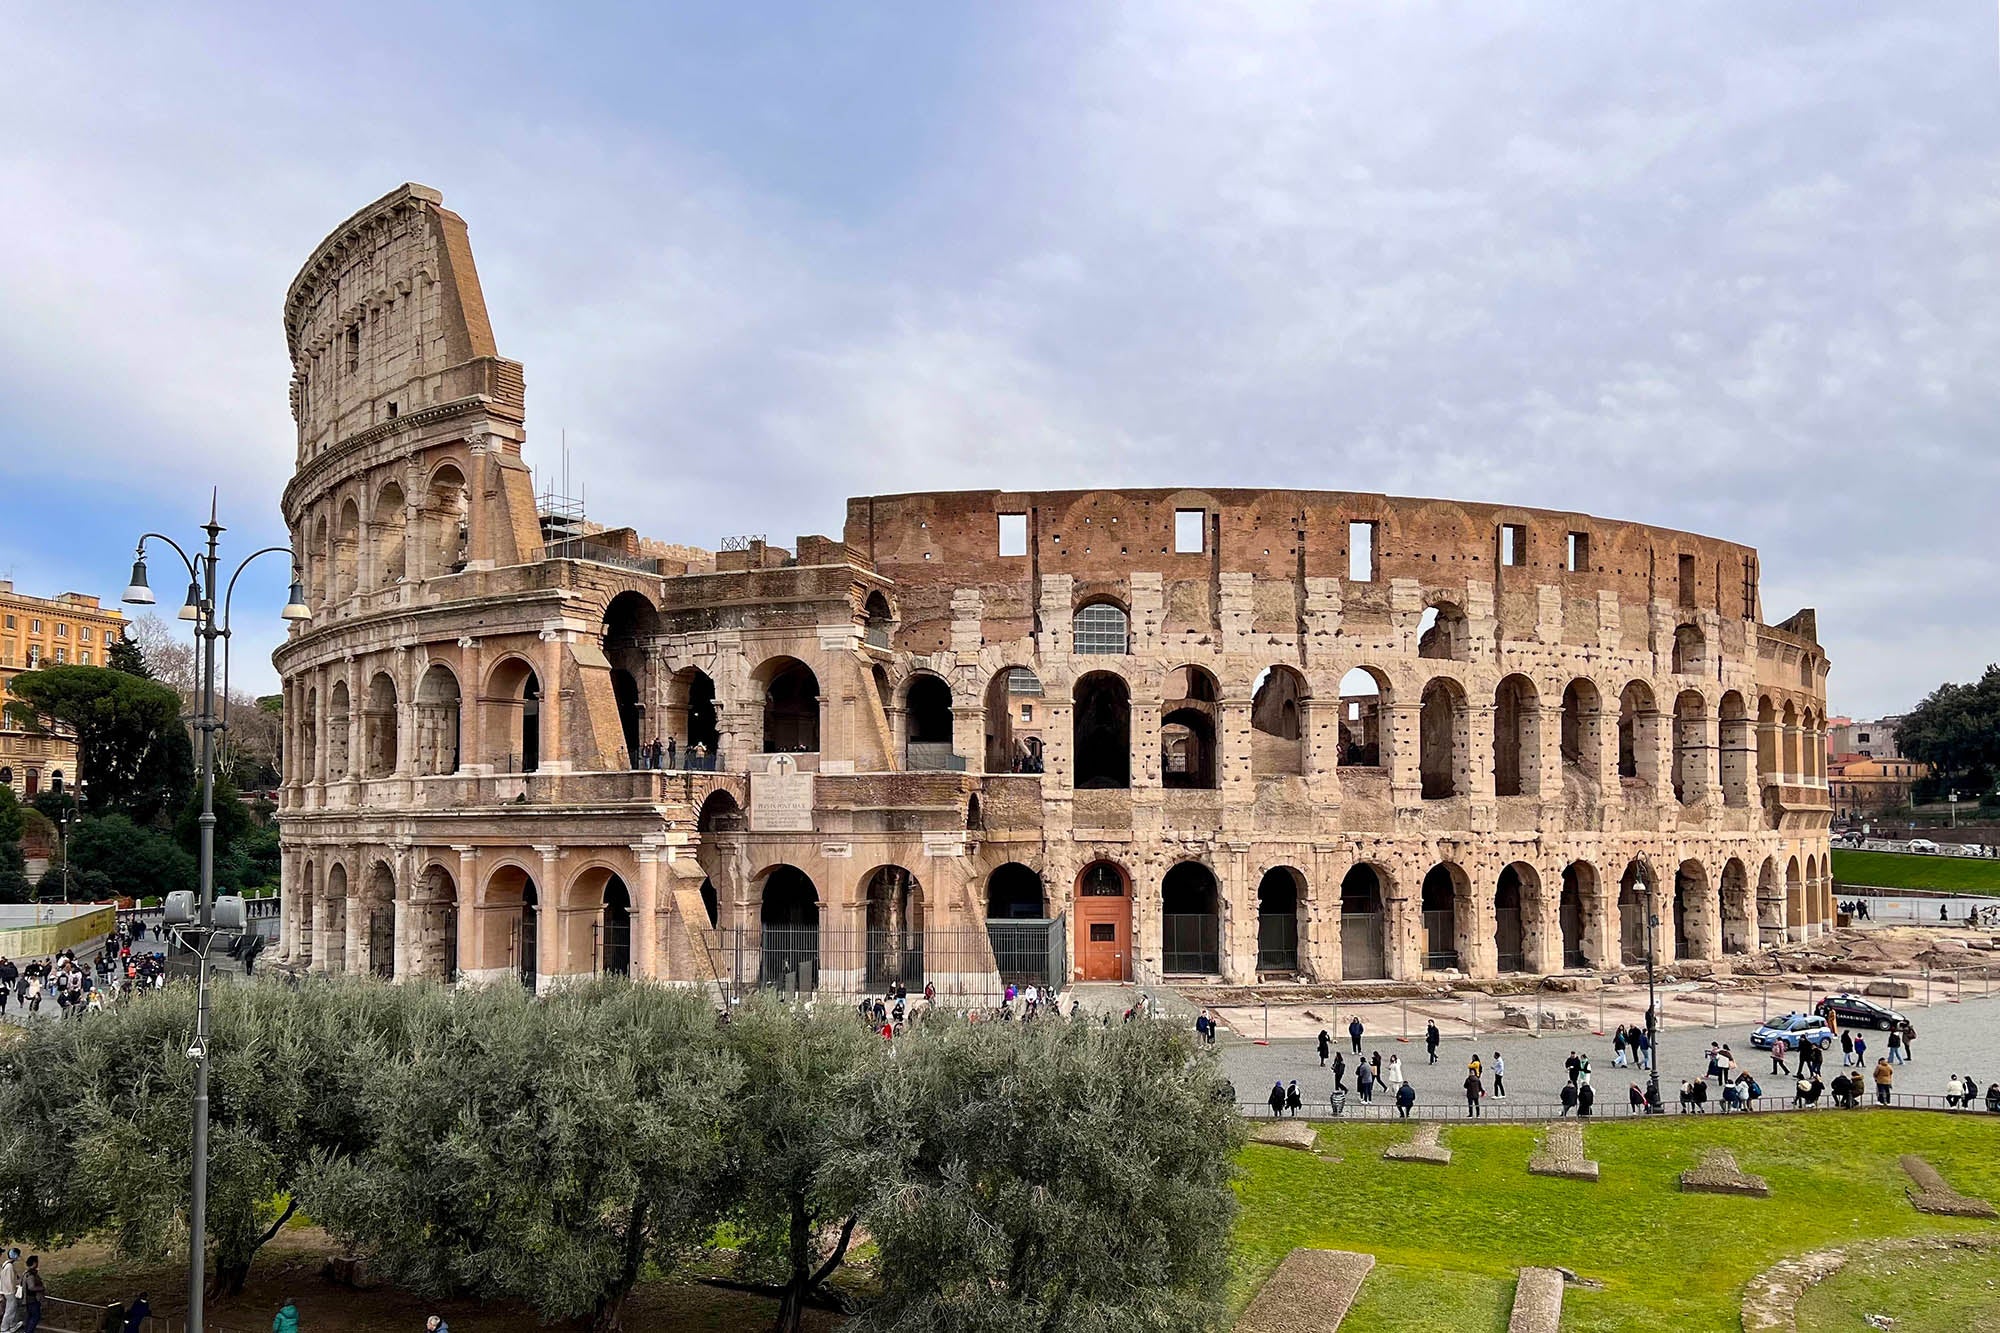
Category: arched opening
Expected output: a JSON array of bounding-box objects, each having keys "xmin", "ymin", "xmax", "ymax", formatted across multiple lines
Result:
[
  {"xmin": 1337, "ymin": 667, "xmax": 1387, "ymax": 767},
  {"xmin": 1160, "ymin": 665, "xmax": 1219, "ymax": 789},
  {"xmin": 665, "ymin": 667, "xmax": 720, "ymax": 766},
  {"xmin": 1073, "ymin": 601, "xmax": 1130, "ymax": 655},
  {"xmin": 300, "ymin": 689, "xmax": 318, "ymax": 784},
  {"xmin": 864, "ymin": 865, "xmax": 925, "ymax": 986},
  {"xmin": 485, "ymin": 657, "xmax": 541, "ymax": 773},
  {"xmin": 334, "ymin": 497, "xmax": 360, "ymax": 601},
  {"xmin": 758, "ymin": 658, "xmax": 820, "ymax": 754},
  {"xmin": 983, "ymin": 666, "xmax": 1043, "ymax": 773},
  {"xmin": 759, "ymin": 865, "xmax": 821, "ymax": 990},
  {"xmin": 1559, "ymin": 862, "xmax": 1594, "ymax": 969},
  {"xmin": 1072, "ymin": 671, "xmax": 1131, "ymax": 789},
  {"xmin": 1421, "ymin": 864, "xmax": 1466, "ymax": 971},
  {"xmin": 903, "ymin": 673, "xmax": 956, "ymax": 770},
  {"xmin": 986, "ymin": 863, "xmax": 1046, "ymax": 920},
  {"xmin": 1781, "ymin": 701, "xmax": 1800, "ymax": 782},
  {"xmin": 321, "ymin": 863, "xmax": 349, "ymax": 973},
  {"xmin": 1494, "ymin": 864, "xmax": 1533, "ymax": 973},
  {"xmin": 373, "ymin": 481, "xmax": 407, "ymax": 589},
  {"xmin": 415, "ymin": 664, "xmax": 461, "ymax": 776},
  {"xmin": 1419, "ymin": 677, "xmax": 1467, "ymax": 799},
  {"xmin": 363, "ymin": 861, "xmax": 396, "ymax": 978},
  {"xmin": 422, "ymin": 463, "xmax": 470, "ymax": 576},
  {"xmin": 1251, "ymin": 666, "xmax": 1307, "ymax": 777},
  {"xmin": 697, "ymin": 789, "xmax": 744, "ymax": 833},
  {"xmin": 862, "ymin": 590, "xmax": 895, "ymax": 647},
  {"xmin": 1720, "ymin": 858, "xmax": 1752, "ymax": 954},
  {"xmin": 1757, "ymin": 696, "xmax": 1778, "ymax": 784},
  {"xmin": 1718, "ymin": 691, "xmax": 1752, "ymax": 806},
  {"xmin": 1161, "ymin": 861, "xmax": 1221, "ymax": 974},
  {"xmin": 1673, "ymin": 690, "xmax": 1709, "ymax": 805},
  {"xmin": 1672, "ymin": 623, "xmax": 1706, "ymax": 675},
  {"xmin": 293, "ymin": 860, "xmax": 316, "ymax": 966},
  {"xmin": 364, "ymin": 673, "xmax": 399, "ymax": 778},
  {"xmin": 1339, "ymin": 864, "xmax": 1388, "ymax": 980},
  {"xmin": 602, "ymin": 592, "xmax": 659, "ymax": 767},
  {"xmin": 1493, "ymin": 674, "xmax": 1540, "ymax": 797},
  {"xmin": 412, "ymin": 864, "xmax": 458, "ymax": 981},
  {"xmin": 1257, "ymin": 867, "xmax": 1303, "ymax": 974},
  {"xmin": 1618, "ymin": 859, "xmax": 1655, "ymax": 964},
  {"xmin": 1618, "ymin": 681, "xmax": 1660, "ymax": 788},
  {"xmin": 1074, "ymin": 860, "xmax": 1132, "ymax": 981},
  {"xmin": 1756, "ymin": 857, "xmax": 1785, "ymax": 937},
  {"xmin": 572, "ymin": 872, "xmax": 631, "ymax": 976},
  {"xmin": 986, "ymin": 863, "xmax": 1053, "ymax": 987},
  {"xmin": 1785, "ymin": 856, "xmax": 1804, "ymax": 937},
  {"xmin": 1674, "ymin": 860, "xmax": 1710, "ymax": 960},
  {"xmin": 699, "ymin": 878, "xmax": 719, "ymax": 929},
  {"xmin": 1418, "ymin": 601, "xmax": 1468, "ymax": 660},
  {"xmin": 1561, "ymin": 678, "xmax": 1604, "ymax": 782},
  {"xmin": 327, "ymin": 680, "xmax": 352, "ymax": 779},
  {"xmin": 310, "ymin": 514, "xmax": 330, "ymax": 609}
]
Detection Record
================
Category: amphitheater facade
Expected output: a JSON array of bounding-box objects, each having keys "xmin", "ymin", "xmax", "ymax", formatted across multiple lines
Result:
[{"xmin": 272, "ymin": 185, "xmax": 1834, "ymax": 996}]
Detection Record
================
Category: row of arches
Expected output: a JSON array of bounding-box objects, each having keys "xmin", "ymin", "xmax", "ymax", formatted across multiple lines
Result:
[{"xmin": 303, "ymin": 463, "xmax": 470, "ymax": 608}]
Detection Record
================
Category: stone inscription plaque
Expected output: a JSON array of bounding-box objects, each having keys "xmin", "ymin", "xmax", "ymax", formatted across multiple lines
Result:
[{"xmin": 751, "ymin": 772, "xmax": 815, "ymax": 832}]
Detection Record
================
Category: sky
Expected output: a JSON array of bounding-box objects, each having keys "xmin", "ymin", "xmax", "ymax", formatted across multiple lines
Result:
[{"xmin": 2, "ymin": 2, "xmax": 1997, "ymax": 712}]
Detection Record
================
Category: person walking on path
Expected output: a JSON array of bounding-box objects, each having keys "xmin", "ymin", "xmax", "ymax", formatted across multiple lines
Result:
[
  {"xmin": 1560, "ymin": 1082, "xmax": 1578, "ymax": 1116},
  {"xmin": 1770, "ymin": 1036, "xmax": 1791, "ymax": 1076},
  {"xmin": 1873, "ymin": 1057, "xmax": 1895, "ymax": 1106},
  {"xmin": 1267, "ymin": 1080, "xmax": 1286, "ymax": 1117},
  {"xmin": 1463, "ymin": 1070, "xmax": 1485, "ymax": 1118},
  {"xmin": 1349, "ymin": 1014, "xmax": 1364, "ymax": 1054},
  {"xmin": 19, "ymin": 1256, "xmax": 41, "ymax": 1333},
  {"xmin": 1386, "ymin": 1054, "xmax": 1405, "ymax": 1097},
  {"xmin": 1887, "ymin": 1028, "xmax": 1904, "ymax": 1065},
  {"xmin": 0, "ymin": 1248, "xmax": 18, "ymax": 1333},
  {"xmin": 1331, "ymin": 1052, "xmax": 1347, "ymax": 1093},
  {"xmin": 1578, "ymin": 1082, "xmax": 1595, "ymax": 1117},
  {"xmin": 1565, "ymin": 1051, "xmax": 1581, "ymax": 1086},
  {"xmin": 1357, "ymin": 1061, "xmax": 1377, "ymax": 1103},
  {"xmin": 1491, "ymin": 1052, "xmax": 1507, "ymax": 1099},
  {"xmin": 1370, "ymin": 1050, "xmax": 1383, "ymax": 1085},
  {"xmin": 1855, "ymin": 1035, "xmax": 1868, "ymax": 1066},
  {"xmin": 1613, "ymin": 1028, "xmax": 1628, "ymax": 1067},
  {"xmin": 1841, "ymin": 1029, "xmax": 1855, "ymax": 1066},
  {"xmin": 1425, "ymin": 1020, "xmax": 1441, "ymax": 1065},
  {"xmin": 1898, "ymin": 1020, "xmax": 1916, "ymax": 1062},
  {"xmin": 271, "ymin": 1299, "xmax": 299, "ymax": 1333},
  {"xmin": 1396, "ymin": 1079, "xmax": 1416, "ymax": 1118},
  {"xmin": 1285, "ymin": 1080, "xmax": 1303, "ymax": 1117},
  {"xmin": 1317, "ymin": 1028, "xmax": 1331, "ymax": 1067}
]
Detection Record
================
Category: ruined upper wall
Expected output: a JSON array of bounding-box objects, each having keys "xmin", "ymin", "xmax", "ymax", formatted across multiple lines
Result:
[
  {"xmin": 283, "ymin": 183, "xmax": 523, "ymax": 465},
  {"xmin": 845, "ymin": 487, "xmax": 1780, "ymax": 653}
]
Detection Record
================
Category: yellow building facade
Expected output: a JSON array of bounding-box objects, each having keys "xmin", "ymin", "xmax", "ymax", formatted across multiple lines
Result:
[{"xmin": 0, "ymin": 580, "xmax": 126, "ymax": 797}]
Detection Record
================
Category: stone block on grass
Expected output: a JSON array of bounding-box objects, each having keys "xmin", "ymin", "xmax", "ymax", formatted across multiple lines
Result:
[
  {"xmin": 1902, "ymin": 1155, "xmax": 1998, "ymax": 1218},
  {"xmin": 1250, "ymin": 1119, "xmax": 1321, "ymax": 1152},
  {"xmin": 1383, "ymin": 1122, "xmax": 1451, "ymax": 1165},
  {"xmin": 1528, "ymin": 1122, "xmax": 1599, "ymax": 1182},
  {"xmin": 1680, "ymin": 1148, "xmax": 1770, "ymax": 1198},
  {"xmin": 1234, "ymin": 1247, "xmax": 1376, "ymax": 1333},
  {"xmin": 1506, "ymin": 1267, "xmax": 1565, "ymax": 1333}
]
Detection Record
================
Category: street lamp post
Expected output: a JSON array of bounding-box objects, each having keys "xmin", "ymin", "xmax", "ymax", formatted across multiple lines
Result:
[
  {"xmin": 1641, "ymin": 886, "xmax": 1663, "ymax": 1114},
  {"xmin": 122, "ymin": 495, "xmax": 307, "ymax": 1333}
]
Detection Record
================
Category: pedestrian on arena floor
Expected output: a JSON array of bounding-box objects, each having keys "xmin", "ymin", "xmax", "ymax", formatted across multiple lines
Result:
[
  {"xmin": 1396, "ymin": 1079, "xmax": 1416, "ymax": 1118},
  {"xmin": 1331, "ymin": 1052, "xmax": 1347, "ymax": 1093},
  {"xmin": 1, "ymin": 1247, "xmax": 18, "ymax": 1333},
  {"xmin": 1855, "ymin": 1035, "xmax": 1868, "ymax": 1065},
  {"xmin": 1467, "ymin": 1053, "xmax": 1482, "ymax": 1080},
  {"xmin": 1578, "ymin": 1082, "xmax": 1594, "ymax": 1117},
  {"xmin": 1887, "ymin": 1028, "xmax": 1903, "ymax": 1065},
  {"xmin": 1770, "ymin": 1036, "xmax": 1791, "ymax": 1076},
  {"xmin": 1947, "ymin": 1074, "xmax": 1966, "ymax": 1108},
  {"xmin": 1491, "ymin": 1052, "xmax": 1506, "ymax": 1099},
  {"xmin": 1899, "ymin": 1020, "xmax": 1916, "ymax": 1062},
  {"xmin": 272, "ymin": 1298, "xmax": 299, "ymax": 1333},
  {"xmin": 1565, "ymin": 1051, "xmax": 1580, "ymax": 1086},
  {"xmin": 1357, "ymin": 1062, "xmax": 1376, "ymax": 1103},
  {"xmin": 1267, "ymin": 1080, "xmax": 1286, "ymax": 1117},
  {"xmin": 1386, "ymin": 1054, "xmax": 1405, "ymax": 1096},
  {"xmin": 1578, "ymin": 1053, "xmax": 1592, "ymax": 1087},
  {"xmin": 1317, "ymin": 1028, "xmax": 1331, "ymax": 1067},
  {"xmin": 1612, "ymin": 1028, "xmax": 1627, "ymax": 1067},
  {"xmin": 1628, "ymin": 1083, "xmax": 1645, "ymax": 1111},
  {"xmin": 1560, "ymin": 1082, "xmax": 1578, "ymax": 1116},
  {"xmin": 1841, "ymin": 1029, "xmax": 1855, "ymax": 1066},
  {"xmin": 1349, "ymin": 1014, "xmax": 1364, "ymax": 1054},
  {"xmin": 1874, "ymin": 1058, "xmax": 1895, "ymax": 1105},
  {"xmin": 1425, "ymin": 1021, "xmax": 1440, "ymax": 1065},
  {"xmin": 20, "ymin": 1256, "xmax": 41, "ymax": 1333},
  {"xmin": 1285, "ymin": 1080, "xmax": 1302, "ymax": 1118},
  {"xmin": 1370, "ymin": 1050, "xmax": 1382, "ymax": 1085},
  {"xmin": 121, "ymin": 1293, "xmax": 150, "ymax": 1333},
  {"xmin": 1463, "ymin": 1070, "xmax": 1484, "ymax": 1118}
]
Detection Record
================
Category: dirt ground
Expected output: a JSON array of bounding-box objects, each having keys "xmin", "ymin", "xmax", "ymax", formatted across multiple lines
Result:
[{"xmin": 21, "ymin": 1229, "xmax": 843, "ymax": 1332}]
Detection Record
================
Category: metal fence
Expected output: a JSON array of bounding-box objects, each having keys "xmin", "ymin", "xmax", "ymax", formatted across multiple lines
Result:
[
  {"xmin": 1257, "ymin": 913, "xmax": 1300, "ymax": 972},
  {"xmin": 1162, "ymin": 912, "xmax": 1220, "ymax": 974},
  {"xmin": 987, "ymin": 916, "xmax": 1068, "ymax": 988},
  {"xmin": 1236, "ymin": 1091, "xmax": 1996, "ymax": 1123},
  {"xmin": 722, "ymin": 922, "xmax": 1067, "ymax": 998}
]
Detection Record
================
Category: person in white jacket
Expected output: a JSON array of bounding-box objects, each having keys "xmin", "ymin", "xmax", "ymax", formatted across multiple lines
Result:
[{"xmin": 1385, "ymin": 1054, "xmax": 1405, "ymax": 1095}]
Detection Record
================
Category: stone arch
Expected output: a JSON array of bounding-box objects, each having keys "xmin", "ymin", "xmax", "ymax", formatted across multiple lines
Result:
[
  {"xmin": 363, "ymin": 672, "xmax": 399, "ymax": 778},
  {"xmin": 902, "ymin": 672, "xmax": 956, "ymax": 770},
  {"xmin": 1674, "ymin": 859, "xmax": 1713, "ymax": 960},
  {"xmin": 759, "ymin": 864, "xmax": 821, "ymax": 990},
  {"xmin": 361, "ymin": 859, "xmax": 397, "ymax": 978},
  {"xmin": 1493, "ymin": 674, "xmax": 1540, "ymax": 797},
  {"xmin": 327, "ymin": 679, "xmax": 352, "ymax": 779},
  {"xmin": 1072, "ymin": 670, "xmax": 1131, "ymax": 789},
  {"xmin": 420, "ymin": 461, "xmax": 470, "ymax": 576},
  {"xmin": 864, "ymin": 864, "xmax": 925, "ymax": 986},
  {"xmin": 415, "ymin": 663, "xmax": 461, "ymax": 776},
  {"xmin": 1494, "ymin": 862, "xmax": 1537, "ymax": 974},
  {"xmin": 1338, "ymin": 863, "xmax": 1389, "ymax": 980},
  {"xmin": 566, "ymin": 864, "xmax": 634, "ymax": 977},
  {"xmin": 373, "ymin": 479, "xmax": 408, "ymax": 588},
  {"xmin": 602, "ymin": 591, "xmax": 660, "ymax": 767},
  {"xmin": 1618, "ymin": 858, "xmax": 1657, "ymax": 964},
  {"xmin": 1757, "ymin": 695, "xmax": 1779, "ymax": 782},
  {"xmin": 754, "ymin": 656, "xmax": 820, "ymax": 754},
  {"xmin": 1672, "ymin": 623, "xmax": 1706, "ymax": 674},
  {"xmin": 321, "ymin": 861, "xmax": 349, "ymax": 973},
  {"xmin": 481, "ymin": 864, "xmax": 540, "ymax": 989},
  {"xmin": 292, "ymin": 857, "xmax": 318, "ymax": 966},
  {"xmin": 1336, "ymin": 666, "xmax": 1390, "ymax": 767},
  {"xmin": 1256, "ymin": 866, "xmax": 1305, "ymax": 974},
  {"xmin": 1419, "ymin": 676, "xmax": 1469, "ymax": 799},
  {"xmin": 1418, "ymin": 600, "xmax": 1469, "ymax": 661},
  {"xmin": 1785, "ymin": 856, "xmax": 1804, "ymax": 938},
  {"xmin": 1073, "ymin": 599, "xmax": 1130, "ymax": 655},
  {"xmin": 984, "ymin": 666, "xmax": 1043, "ymax": 773},
  {"xmin": 1420, "ymin": 862, "xmax": 1470, "ymax": 971},
  {"xmin": 1756, "ymin": 856, "xmax": 1786, "ymax": 937},
  {"xmin": 1561, "ymin": 677, "xmax": 1605, "ymax": 782},
  {"xmin": 1161, "ymin": 664, "xmax": 1220, "ymax": 789},
  {"xmin": 1251, "ymin": 665, "xmax": 1308, "ymax": 776},
  {"xmin": 1781, "ymin": 701, "xmax": 1801, "ymax": 782},
  {"xmin": 1720, "ymin": 857, "xmax": 1753, "ymax": 954},
  {"xmin": 697, "ymin": 788, "xmax": 744, "ymax": 832},
  {"xmin": 1559, "ymin": 861, "xmax": 1599, "ymax": 969},
  {"xmin": 861, "ymin": 589, "xmax": 896, "ymax": 646},
  {"xmin": 1673, "ymin": 689, "xmax": 1709, "ymax": 805},
  {"xmin": 310, "ymin": 513, "xmax": 331, "ymax": 608},
  {"xmin": 986, "ymin": 862, "xmax": 1046, "ymax": 919},
  {"xmin": 483, "ymin": 655, "xmax": 542, "ymax": 773},
  {"xmin": 410, "ymin": 862, "xmax": 459, "ymax": 980},
  {"xmin": 663, "ymin": 666, "xmax": 720, "ymax": 763},
  {"xmin": 1074, "ymin": 859, "xmax": 1133, "ymax": 982},
  {"xmin": 1718, "ymin": 690, "xmax": 1753, "ymax": 807},
  {"xmin": 1161, "ymin": 859, "xmax": 1221, "ymax": 975},
  {"xmin": 1618, "ymin": 681, "xmax": 1661, "ymax": 788},
  {"xmin": 333, "ymin": 496, "xmax": 360, "ymax": 601}
]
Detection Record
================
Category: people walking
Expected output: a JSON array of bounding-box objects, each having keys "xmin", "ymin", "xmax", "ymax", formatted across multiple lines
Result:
[
  {"xmin": 1898, "ymin": 1021, "xmax": 1916, "ymax": 1062},
  {"xmin": 1357, "ymin": 1061, "xmax": 1376, "ymax": 1103},
  {"xmin": 1613, "ymin": 1028, "xmax": 1628, "ymax": 1067},
  {"xmin": 1855, "ymin": 1035, "xmax": 1868, "ymax": 1066},
  {"xmin": 1317, "ymin": 1028, "xmax": 1331, "ymax": 1067},
  {"xmin": 1565, "ymin": 1051, "xmax": 1581, "ymax": 1086},
  {"xmin": 1886, "ymin": 1028, "xmax": 1903, "ymax": 1065},
  {"xmin": 1386, "ymin": 1054, "xmax": 1405, "ymax": 1097},
  {"xmin": 1285, "ymin": 1080, "xmax": 1303, "ymax": 1117},
  {"xmin": 1463, "ymin": 1070, "xmax": 1485, "ymax": 1117},
  {"xmin": 1560, "ymin": 1082, "xmax": 1578, "ymax": 1116},
  {"xmin": 1873, "ymin": 1057, "xmax": 1895, "ymax": 1106},
  {"xmin": 1349, "ymin": 1014, "xmax": 1364, "ymax": 1054},
  {"xmin": 1841, "ymin": 1029, "xmax": 1855, "ymax": 1066},
  {"xmin": 1331, "ymin": 1052, "xmax": 1347, "ymax": 1093},
  {"xmin": 1268, "ymin": 1080, "xmax": 1286, "ymax": 1117},
  {"xmin": 1491, "ymin": 1052, "xmax": 1506, "ymax": 1098},
  {"xmin": 271, "ymin": 1298, "xmax": 299, "ymax": 1333},
  {"xmin": 1770, "ymin": 1036, "xmax": 1791, "ymax": 1076},
  {"xmin": 1425, "ymin": 1020, "xmax": 1440, "ymax": 1065},
  {"xmin": 1578, "ymin": 1082, "xmax": 1595, "ymax": 1117},
  {"xmin": 19, "ymin": 1256, "xmax": 41, "ymax": 1333},
  {"xmin": 1, "ymin": 1248, "xmax": 19, "ymax": 1333}
]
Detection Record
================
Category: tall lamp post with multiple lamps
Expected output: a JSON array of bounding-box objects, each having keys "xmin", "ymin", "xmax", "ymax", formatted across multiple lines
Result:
[
  {"xmin": 1638, "ymin": 873, "xmax": 1664, "ymax": 1113},
  {"xmin": 122, "ymin": 496, "xmax": 308, "ymax": 1333},
  {"xmin": 55, "ymin": 777, "xmax": 85, "ymax": 902}
]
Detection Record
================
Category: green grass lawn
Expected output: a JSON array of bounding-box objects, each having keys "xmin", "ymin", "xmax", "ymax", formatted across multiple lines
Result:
[
  {"xmin": 1231, "ymin": 1113, "xmax": 2000, "ymax": 1333},
  {"xmin": 1830, "ymin": 848, "xmax": 2000, "ymax": 893},
  {"xmin": 1793, "ymin": 1242, "xmax": 2000, "ymax": 1331}
]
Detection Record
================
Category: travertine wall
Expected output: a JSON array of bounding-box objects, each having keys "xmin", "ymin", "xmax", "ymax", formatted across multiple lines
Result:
[{"xmin": 274, "ymin": 186, "xmax": 1834, "ymax": 995}]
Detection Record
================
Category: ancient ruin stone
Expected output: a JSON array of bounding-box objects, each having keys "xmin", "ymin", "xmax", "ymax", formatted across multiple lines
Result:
[
  {"xmin": 1528, "ymin": 1122, "xmax": 1599, "ymax": 1182},
  {"xmin": 1235, "ymin": 1248, "xmax": 1376, "ymax": 1333},
  {"xmin": 1250, "ymin": 1120, "xmax": 1322, "ymax": 1152},
  {"xmin": 1506, "ymin": 1268, "xmax": 1565, "ymax": 1333},
  {"xmin": 1680, "ymin": 1147, "xmax": 1770, "ymax": 1197},
  {"xmin": 1383, "ymin": 1122, "xmax": 1451, "ymax": 1165},
  {"xmin": 1902, "ymin": 1155, "xmax": 1998, "ymax": 1218}
]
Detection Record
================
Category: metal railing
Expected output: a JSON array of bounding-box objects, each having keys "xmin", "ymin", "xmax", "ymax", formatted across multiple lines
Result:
[
  {"xmin": 541, "ymin": 537, "xmax": 659, "ymax": 574},
  {"xmin": 1236, "ymin": 1091, "xmax": 1995, "ymax": 1122}
]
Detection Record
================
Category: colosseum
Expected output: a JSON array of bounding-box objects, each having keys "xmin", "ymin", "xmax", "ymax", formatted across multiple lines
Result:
[{"xmin": 272, "ymin": 184, "xmax": 1833, "ymax": 996}]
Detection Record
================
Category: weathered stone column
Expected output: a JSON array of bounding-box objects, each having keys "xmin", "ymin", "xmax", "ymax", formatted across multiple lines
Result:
[
  {"xmin": 632, "ymin": 844, "xmax": 662, "ymax": 980},
  {"xmin": 537, "ymin": 845, "xmax": 564, "ymax": 988},
  {"xmin": 455, "ymin": 845, "xmax": 479, "ymax": 984}
]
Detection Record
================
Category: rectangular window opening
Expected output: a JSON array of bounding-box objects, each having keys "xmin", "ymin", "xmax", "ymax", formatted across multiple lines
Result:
[
  {"xmin": 1567, "ymin": 531, "xmax": 1590, "ymax": 572},
  {"xmin": 1174, "ymin": 509, "xmax": 1206, "ymax": 554},
  {"xmin": 1020, "ymin": 704, "xmax": 1032, "ymax": 724},
  {"xmin": 1678, "ymin": 553, "xmax": 1697, "ymax": 607},
  {"xmin": 1500, "ymin": 524, "xmax": 1527, "ymax": 567},
  {"xmin": 998, "ymin": 512, "xmax": 1028, "ymax": 557},
  {"xmin": 1347, "ymin": 521, "xmax": 1376, "ymax": 582}
]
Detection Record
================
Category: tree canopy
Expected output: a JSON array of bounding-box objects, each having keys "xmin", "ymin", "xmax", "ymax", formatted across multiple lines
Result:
[
  {"xmin": 5, "ymin": 664, "xmax": 192, "ymax": 823},
  {"xmin": 66, "ymin": 812, "xmax": 197, "ymax": 900},
  {"xmin": 1896, "ymin": 664, "xmax": 2000, "ymax": 796}
]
